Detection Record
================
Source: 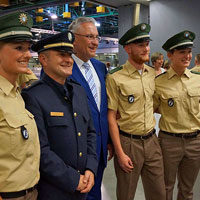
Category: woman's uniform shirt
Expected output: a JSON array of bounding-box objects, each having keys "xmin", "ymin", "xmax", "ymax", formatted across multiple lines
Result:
[
  {"xmin": 154, "ymin": 67, "xmax": 200, "ymax": 133},
  {"xmin": 0, "ymin": 75, "xmax": 40, "ymax": 192}
]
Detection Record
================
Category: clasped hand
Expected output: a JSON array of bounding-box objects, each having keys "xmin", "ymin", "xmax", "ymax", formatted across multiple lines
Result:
[{"xmin": 76, "ymin": 170, "xmax": 94, "ymax": 193}]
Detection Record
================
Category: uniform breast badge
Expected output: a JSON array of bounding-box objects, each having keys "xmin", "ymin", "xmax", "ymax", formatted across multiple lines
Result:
[
  {"xmin": 168, "ymin": 98, "xmax": 174, "ymax": 107},
  {"xmin": 21, "ymin": 126, "xmax": 29, "ymax": 140},
  {"xmin": 128, "ymin": 95, "xmax": 135, "ymax": 103}
]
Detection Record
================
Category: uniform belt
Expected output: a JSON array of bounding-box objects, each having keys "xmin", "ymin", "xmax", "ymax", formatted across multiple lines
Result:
[
  {"xmin": 161, "ymin": 130, "xmax": 200, "ymax": 138},
  {"xmin": 0, "ymin": 185, "xmax": 37, "ymax": 199},
  {"xmin": 119, "ymin": 129, "xmax": 155, "ymax": 140}
]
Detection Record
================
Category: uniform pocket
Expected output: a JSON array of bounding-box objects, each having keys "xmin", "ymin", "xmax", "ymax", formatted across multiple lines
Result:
[
  {"xmin": 46, "ymin": 115, "xmax": 69, "ymax": 127},
  {"xmin": 4, "ymin": 112, "xmax": 30, "ymax": 158},
  {"xmin": 119, "ymin": 85, "xmax": 138, "ymax": 112},
  {"xmin": 160, "ymin": 92, "xmax": 178, "ymax": 113},
  {"xmin": 187, "ymin": 90, "xmax": 200, "ymax": 115}
]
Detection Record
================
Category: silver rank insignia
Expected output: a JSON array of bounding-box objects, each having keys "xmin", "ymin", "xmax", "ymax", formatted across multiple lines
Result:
[
  {"xmin": 19, "ymin": 13, "xmax": 28, "ymax": 25},
  {"xmin": 68, "ymin": 32, "xmax": 72, "ymax": 42},
  {"xmin": 168, "ymin": 98, "xmax": 174, "ymax": 107},
  {"xmin": 128, "ymin": 95, "xmax": 135, "ymax": 103}
]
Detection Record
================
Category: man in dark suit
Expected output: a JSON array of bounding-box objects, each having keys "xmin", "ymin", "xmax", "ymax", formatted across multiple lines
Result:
[
  {"xmin": 68, "ymin": 17, "xmax": 111, "ymax": 200},
  {"xmin": 22, "ymin": 31, "xmax": 98, "ymax": 200}
]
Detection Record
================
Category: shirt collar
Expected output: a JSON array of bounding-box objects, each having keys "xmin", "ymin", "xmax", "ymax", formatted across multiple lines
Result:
[
  {"xmin": 167, "ymin": 67, "xmax": 191, "ymax": 79},
  {"xmin": 72, "ymin": 54, "xmax": 93, "ymax": 69},
  {"xmin": 0, "ymin": 75, "xmax": 19, "ymax": 96},
  {"xmin": 42, "ymin": 73, "xmax": 69, "ymax": 97},
  {"xmin": 125, "ymin": 60, "xmax": 149, "ymax": 75}
]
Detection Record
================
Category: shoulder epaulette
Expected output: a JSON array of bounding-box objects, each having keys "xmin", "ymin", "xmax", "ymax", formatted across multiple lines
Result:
[
  {"xmin": 23, "ymin": 80, "xmax": 43, "ymax": 91},
  {"xmin": 155, "ymin": 71, "xmax": 167, "ymax": 78},
  {"xmin": 191, "ymin": 70, "xmax": 200, "ymax": 75},
  {"xmin": 109, "ymin": 66, "xmax": 123, "ymax": 74}
]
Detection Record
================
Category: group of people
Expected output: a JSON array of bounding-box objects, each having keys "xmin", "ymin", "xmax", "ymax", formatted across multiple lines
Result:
[
  {"xmin": 106, "ymin": 24, "xmax": 200, "ymax": 200},
  {"xmin": 0, "ymin": 10, "xmax": 200, "ymax": 200}
]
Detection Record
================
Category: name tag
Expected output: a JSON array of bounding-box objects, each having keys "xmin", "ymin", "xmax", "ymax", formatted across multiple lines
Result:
[{"xmin": 50, "ymin": 112, "xmax": 64, "ymax": 117}]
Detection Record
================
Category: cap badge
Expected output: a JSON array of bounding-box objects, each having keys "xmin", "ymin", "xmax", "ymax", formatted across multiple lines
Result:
[
  {"xmin": 68, "ymin": 32, "xmax": 72, "ymax": 42},
  {"xmin": 184, "ymin": 31, "xmax": 190, "ymax": 38},
  {"xmin": 141, "ymin": 24, "xmax": 146, "ymax": 31},
  {"xmin": 128, "ymin": 95, "xmax": 135, "ymax": 103},
  {"xmin": 168, "ymin": 98, "xmax": 174, "ymax": 107},
  {"xmin": 19, "ymin": 13, "xmax": 28, "ymax": 25}
]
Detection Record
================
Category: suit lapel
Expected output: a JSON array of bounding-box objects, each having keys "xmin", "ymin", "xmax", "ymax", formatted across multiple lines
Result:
[{"xmin": 71, "ymin": 62, "xmax": 99, "ymax": 111}]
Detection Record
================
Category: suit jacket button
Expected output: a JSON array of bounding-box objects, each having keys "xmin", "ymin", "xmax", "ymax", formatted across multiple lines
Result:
[
  {"xmin": 79, "ymin": 152, "xmax": 82, "ymax": 157},
  {"xmin": 78, "ymin": 132, "xmax": 81, "ymax": 136},
  {"xmin": 74, "ymin": 112, "xmax": 77, "ymax": 117}
]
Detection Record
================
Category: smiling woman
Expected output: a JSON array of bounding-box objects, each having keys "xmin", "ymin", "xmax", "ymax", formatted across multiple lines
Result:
[
  {"xmin": 0, "ymin": 41, "xmax": 32, "ymax": 84},
  {"xmin": 0, "ymin": 12, "xmax": 40, "ymax": 200}
]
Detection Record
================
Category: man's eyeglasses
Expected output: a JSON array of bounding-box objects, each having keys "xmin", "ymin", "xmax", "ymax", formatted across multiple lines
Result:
[{"xmin": 75, "ymin": 33, "xmax": 101, "ymax": 41}]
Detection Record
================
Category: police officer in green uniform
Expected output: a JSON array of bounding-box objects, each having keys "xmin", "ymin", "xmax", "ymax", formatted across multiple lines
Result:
[
  {"xmin": 154, "ymin": 31, "xmax": 200, "ymax": 200},
  {"xmin": 0, "ymin": 12, "xmax": 40, "ymax": 200},
  {"xmin": 106, "ymin": 23, "xmax": 166, "ymax": 200}
]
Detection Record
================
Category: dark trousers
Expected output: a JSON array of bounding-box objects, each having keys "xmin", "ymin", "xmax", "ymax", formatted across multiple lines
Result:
[{"xmin": 87, "ymin": 153, "xmax": 105, "ymax": 200}]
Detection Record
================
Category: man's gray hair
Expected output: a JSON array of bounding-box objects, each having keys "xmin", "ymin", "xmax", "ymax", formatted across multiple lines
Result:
[{"xmin": 69, "ymin": 17, "xmax": 96, "ymax": 33}]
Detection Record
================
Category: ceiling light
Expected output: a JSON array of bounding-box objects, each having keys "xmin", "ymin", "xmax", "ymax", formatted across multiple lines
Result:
[
  {"xmin": 95, "ymin": 22, "xmax": 101, "ymax": 27},
  {"xmin": 51, "ymin": 14, "xmax": 57, "ymax": 19}
]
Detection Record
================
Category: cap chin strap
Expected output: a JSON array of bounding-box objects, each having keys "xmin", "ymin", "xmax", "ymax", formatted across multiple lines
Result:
[
  {"xmin": 125, "ymin": 34, "xmax": 150, "ymax": 44},
  {"xmin": 44, "ymin": 42, "xmax": 73, "ymax": 49},
  {"xmin": 0, "ymin": 31, "xmax": 32, "ymax": 39},
  {"xmin": 169, "ymin": 41, "xmax": 193, "ymax": 50}
]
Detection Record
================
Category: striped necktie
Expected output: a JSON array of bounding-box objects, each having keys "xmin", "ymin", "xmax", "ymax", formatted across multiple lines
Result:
[{"xmin": 83, "ymin": 62, "xmax": 98, "ymax": 105}]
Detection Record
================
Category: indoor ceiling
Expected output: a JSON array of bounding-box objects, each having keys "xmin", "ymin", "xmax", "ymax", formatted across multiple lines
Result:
[
  {"xmin": 0, "ymin": 0, "xmax": 150, "ymax": 39},
  {"xmin": 88, "ymin": 0, "xmax": 150, "ymax": 8}
]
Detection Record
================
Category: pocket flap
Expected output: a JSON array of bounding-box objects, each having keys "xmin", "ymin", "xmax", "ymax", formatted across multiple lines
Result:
[
  {"xmin": 120, "ymin": 85, "xmax": 135, "ymax": 96},
  {"xmin": 46, "ymin": 116, "xmax": 69, "ymax": 126},
  {"xmin": 188, "ymin": 90, "xmax": 200, "ymax": 97},
  {"xmin": 4, "ymin": 113, "xmax": 27, "ymax": 128},
  {"xmin": 160, "ymin": 92, "xmax": 178, "ymax": 99}
]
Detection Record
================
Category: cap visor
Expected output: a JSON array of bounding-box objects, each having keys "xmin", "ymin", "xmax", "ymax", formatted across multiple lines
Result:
[{"xmin": 133, "ymin": 37, "xmax": 152, "ymax": 44}]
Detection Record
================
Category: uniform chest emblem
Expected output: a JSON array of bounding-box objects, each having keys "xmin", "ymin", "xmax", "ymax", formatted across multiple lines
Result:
[
  {"xmin": 168, "ymin": 98, "xmax": 174, "ymax": 107},
  {"xmin": 21, "ymin": 126, "xmax": 29, "ymax": 140},
  {"xmin": 128, "ymin": 95, "xmax": 135, "ymax": 103}
]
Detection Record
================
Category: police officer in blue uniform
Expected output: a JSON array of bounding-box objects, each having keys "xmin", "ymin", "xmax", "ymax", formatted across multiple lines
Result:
[{"xmin": 22, "ymin": 31, "xmax": 98, "ymax": 200}]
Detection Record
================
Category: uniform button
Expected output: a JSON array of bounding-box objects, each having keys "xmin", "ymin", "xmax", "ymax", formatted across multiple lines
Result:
[
  {"xmin": 74, "ymin": 112, "xmax": 77, "ymax": 117},
  {"xmin": 78, "ymin": 132, "xmax": 81, "ymax": 136},
  {"xmin": 78, "ymin": 170, "xmax": 80, "ymax": 173},
  {"xmin": 79, "ymin": 152, "xmax": 82, "ymax": 157}
]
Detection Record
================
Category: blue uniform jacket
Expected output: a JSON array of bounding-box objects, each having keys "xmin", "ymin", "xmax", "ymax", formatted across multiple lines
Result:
[
  {"xmin": 69, "ymin": 58, "xmax": 109, "ymax": 166},
  {"xmin": 22, "ymin": 74, "xmax": 98, "ymax": 200}
]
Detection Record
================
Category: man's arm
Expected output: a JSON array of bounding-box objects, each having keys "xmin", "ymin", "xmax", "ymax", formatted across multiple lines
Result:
[
  {"xmin": 78, "ymin": 87, "xmax": 98, "ymax": 193},
  {"xmin": 153, "ymin": 88, "xmax": 161, "ymax": 113},
  {"xmin": 108, "ymin": 109, "xmax": 134, "ymax": 173}
]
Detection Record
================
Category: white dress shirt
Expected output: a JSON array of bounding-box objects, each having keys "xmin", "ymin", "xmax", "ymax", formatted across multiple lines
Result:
[{"xmin": 72, "ymin": 54, "xmax": 101, "ymax": 110}]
